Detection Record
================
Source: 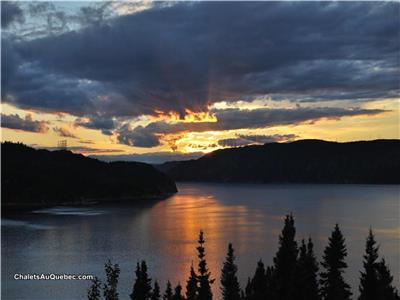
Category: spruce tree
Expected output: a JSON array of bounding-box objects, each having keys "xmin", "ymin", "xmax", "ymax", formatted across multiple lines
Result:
[
  {"xmin": 104, "ymin": 260, "xmax": 121, "ymax": 300},
  {"xmin": 244, "ymin": 278, "xmax": 252, "ymax": 300},
  {"xmin": 359, "ymin": 229, "xmax": 380, "ymax": 300},
  {"xmin": 186, "ymin": 264, "xmax": 198, "ymax": 300},
  {"xmin": 152, "ymin": 281, "xmax": 161, "ymax": 300},
  {"xmin": 164, "ymin": 281, "xmax": 173, "ymax": 300},
  {"xmin": 265, "ymin": 266, "xmax": 274, "ymax": 298},
  {"xmin": 294, "ymin": 239, "xmax": 320, "ymax": 300},
  {"xmin": 88, "ymin": 277, "xmax": 102, "ymax": 300},
  {"xmin": 131, "ymin": 261, "xmax": 152, "ymax": 300},
  {"xmin": 250, "ymin": 260, "xmax": 268, "ymax": 300},
  {"xmin": 320, "ymin": 224, "xmax": 352, "ymax": 300},
  {"xmin": 221, "ymin": 243, "xmax": 241, "ymax": 300},
  {"xmin": 376, "ymin": 259, "xmax": 400, "ymax": 300},
  {"xmin": 172, "ymin": 284, "xmax": 185, "ymax": 300},
  {"xmin": 272, "ymin": 213, "xmax": 298, "ymax": 300},
  {"xmin": 196, "ymin": 231, "xmax": 214, "ymax": 300}
]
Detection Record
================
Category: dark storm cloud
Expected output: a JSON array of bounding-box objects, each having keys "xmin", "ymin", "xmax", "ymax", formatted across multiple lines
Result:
[
  {"xmin": 75, "ymin": 116, "xmax": 115, "ymax": 135},
  {"xmin": 118, "ymin": 123, "xmax": 161, "ymax": 147},
  {"xmin": 1, "ymin": 39, "xmax": 97, "ymax": 115},
  {"xmin": 117, "ymin": 107, "xmax": 386, "ymax": 147},
  {"xmin": 2, "ymin": 2, "xmax": 399, "ymax": 119},
  {"xmin": 1, "ymin": 113, "xmax": 49, "ymax": 133},
  {"xmin": 1, "ymin": 2, "xmax": 24, "ymax": 28},
  {"xmin": 218, "ymin": 134, "xmax": 298, "ymax": 147}
]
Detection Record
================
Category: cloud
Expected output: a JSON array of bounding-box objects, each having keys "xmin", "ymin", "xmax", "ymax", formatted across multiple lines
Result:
[
  {"xmin": 75, "ymin": 116, "xmax": 115, "ymax": 135},
  {"xmin": 2, "ymin": 2, "xmax": 399, "ymax": 120},
  {"xmin": 90, "ymin": 151, "xmax": 203, "ymax": 164},
  {"xmin": 1, "ymin": 113, "xmax": 49, "ymax": 133},
  {"xmin": 218, "ymin": 134, "xmax": 298, "ymax": 147},
  {"xmin": 117, "ymin": 123, "xmax": 161, "ymax": 147},
  {"xmin": 117, "ymin": 107, "xmax": 386, "ymax": 147},
  {"xmin": 79, "ymin": 140, "xmax": 95, "ymax": 144},
  {"xmin": 1, "ymin": 2, "xmax": 24, "ymax": 28},
  {"xmin": 53, "ymin": 127, "xmax": 77, "ymax": 138}
]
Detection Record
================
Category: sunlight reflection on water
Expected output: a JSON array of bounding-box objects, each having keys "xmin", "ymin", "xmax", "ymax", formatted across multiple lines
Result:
[{"xmin": 2, "ymin": 183, "xmax": 399, "ymax": 300}]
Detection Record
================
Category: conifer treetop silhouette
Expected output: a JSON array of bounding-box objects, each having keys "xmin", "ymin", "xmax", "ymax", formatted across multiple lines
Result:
[
  {"xmin": 196, "ymin": 230, "xmax": 215, "ymax": 300},
  {"xmin": 320, "ymin": 224, "xmax": 352, "ymax": 300},
  {"xmin": 172, "ymin": 283, "xmax": 185, "ymax": 300},
  {"xmin": 104, "ymin": 260, "xmax": 120, "ymax": 300},
  {"xmin": 163, "ymin": 281, "xmax": 173, "ymax": 300},
  {"xmin": 88, "ymin": 277, "xmax": 102, "ymax": 300},
  {"xmin": 359, "ymin": 229, "xmax": 400, "ymax": 300},
  {"xmin": 272, "ymin": 213, "xmax": 298, "ymax": 300},
  {"xmin": 151, "ymin": 281, "xmax": 161, "ymax": 300},
  {"xmin": 186, "ymin": 263, "xmax": 198, "ymax": 300},
  {"xmin": 131, "ymin": 261, "xmax": 152, "ymax": 300},
  {"xmin": 294, "ymin": 238, "xmax": 320, "ymax": 300},
  {"xmin": 220, "ymin": 243, "xmax": 241, "ymax": 300}
]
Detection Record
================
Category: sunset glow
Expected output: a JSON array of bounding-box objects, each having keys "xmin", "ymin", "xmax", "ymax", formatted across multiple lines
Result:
[{"xmin": 1, "ymin": 1, "xmax": 399, "ymax": 163}]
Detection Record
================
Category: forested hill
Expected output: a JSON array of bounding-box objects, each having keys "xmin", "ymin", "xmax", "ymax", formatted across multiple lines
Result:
[
  {"xmin": 159, "ymin": 140, "xmax": 400, "ymax": 184},
  {"xmin": 2, "ymin": 142, "xmax": 177, "ymax": 208}
]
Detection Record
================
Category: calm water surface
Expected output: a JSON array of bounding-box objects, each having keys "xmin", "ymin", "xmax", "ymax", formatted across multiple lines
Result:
[{"xmin": 2, "ymin": 183, "xmax": 399, "ymax": 299}]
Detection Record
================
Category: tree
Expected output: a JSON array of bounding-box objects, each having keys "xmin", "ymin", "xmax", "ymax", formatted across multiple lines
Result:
[
  {"xmin": 265, "ymin": 266, "xmax": 274, "ymax": 298},
  {"xmin": 272, "ymin": 213, "xmax": 298, "ymax": 300},
  {"xmin": 244, "ymin": 278, "xmax": 252, "ymax": 300},
  {"xmin": 88, "ymin": 277, "xmax": 102, "ymax": 300},
  {"xmin": 247, "ymin": 260, "xmax": 268, "ymax": 300},
  {"xmin": 164, "ymin": 281, "xmax": 173, "ymax": 300},
  {"xmin": 104, "ymin": 260, "xmax": 120, "ymax": 300},
  {"xmin": 359, "ymin": 229, "xmax": 380, "ymax": 300},
  {"xmin": 221, "ymin": 243, "xmax": 241, "ymax": 300},
  {"xmin": 172, "ymin": 283, "xmax": 185, "ymax": 300},
  {"xmin": 196, "ymin": 231, "xmax": 215, "ymax": 300},
  {"xmin": 131, "ymin": 261, "xmax": 152, "ymax": 300},
  {"xmin": 294, "ymin": 239, "xmax": 320, "ymax": 300},
  {"xmin": 186, "ymin": 264, "xmax": 198, "ymax": 300},
  {"xmin": 320, "ymin": 224, "xmax": 352, "ymax": 300},
  {"xmin": 376, "ymin": 259, "xmax": 400, "ymax": 300},
  {"xmin": 151, "ymin": 281, "xmax": 161, "ymax": 300}
]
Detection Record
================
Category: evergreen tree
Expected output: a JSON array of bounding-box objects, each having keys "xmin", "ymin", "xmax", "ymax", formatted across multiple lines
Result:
[
  {"xmin": 294, "ymin": 239, "xmax": 320, "ymax": 300},
  {"xmin": 376, "ymin": 259, "xmax": 400, "ymax": 300},
  {"xmin": 250, "ymin": 260, "xmax": 268, "ymax": 300},
  {"xmin": 186, "ymin": 264, "xmax": 198, "ymax": 300},
  {"xmin": 152, "ymin": 281, "xmax": 161, "ymax": 300},
  {"xmin": 131, "ymin": 261, "xmax": 152, "ymax": 300},
  {"xmin": 244, "ymin": 278, "xmax": 252, "ymax": 300},
  {"xmin": 104, "ymin": 260, "xmax": 121, "ymax": 300},
  {"xmin": 272, "ymin": 213, "xmax": 298, "ymax": 300},
  {"xmin": 240, "ymin": 290, "xmax": 245, "ymax": 300},
  {"xmin": 359, "ymin": 229, "xmax": 380, "ymax": 300},
  {"xmin": 196, "ymin": 231, "xmax": 215, "ymax": 300},
  {"xmin": 221, "ymin": 243, "xmax": 241, "ymax": 300},
  {"xmin": 88, "ymin": 277, "xmax": 102, "ymax": 300},
  {"xmin": 172, "ymin": 284, "xmax": 185, "ymax": 300},
  {"xmin": 265, "ymin": 266, "xmax": 274, "ymax": 298},
  {"xmin": 320, "ymin": 224, "xmax": 352, "ymax": 300},
  {"xmin": 164, "ymin": 281, "xmax": 173, "ymax": 300}
]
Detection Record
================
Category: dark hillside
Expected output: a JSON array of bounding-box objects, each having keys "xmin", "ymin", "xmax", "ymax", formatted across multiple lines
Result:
[
  {"xmin": 2, "ymin": 142, "xmax": 177, "ymax": 208},
  {"xmin": 160, "ymin": 140, "xmax": 400, "ymax": 184}
]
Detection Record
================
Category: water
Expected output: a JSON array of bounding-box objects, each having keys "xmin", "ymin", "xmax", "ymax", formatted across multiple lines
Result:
[{"xmin": 2, "ymin": 183, "xmax": 399, "ymax": 299}]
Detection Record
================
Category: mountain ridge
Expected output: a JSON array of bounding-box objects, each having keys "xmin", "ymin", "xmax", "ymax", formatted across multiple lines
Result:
[
  {"xmin": 158, "ymin": 139, "xmax": 400, "ymax": 184},
  {"xmin": 2, "ymin": 142, "xmax": 177, "ymax": 209}
]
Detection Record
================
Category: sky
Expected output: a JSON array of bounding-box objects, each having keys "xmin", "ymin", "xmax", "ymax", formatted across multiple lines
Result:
[{"xmin": 1, "ymin": 1, "xmax": 399, "ymax": 163}]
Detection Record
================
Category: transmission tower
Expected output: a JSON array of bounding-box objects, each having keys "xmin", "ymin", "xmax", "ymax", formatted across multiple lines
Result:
[{"xmin": 57, "ymin": 140, "xmax": 67, "ymax": 150}]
